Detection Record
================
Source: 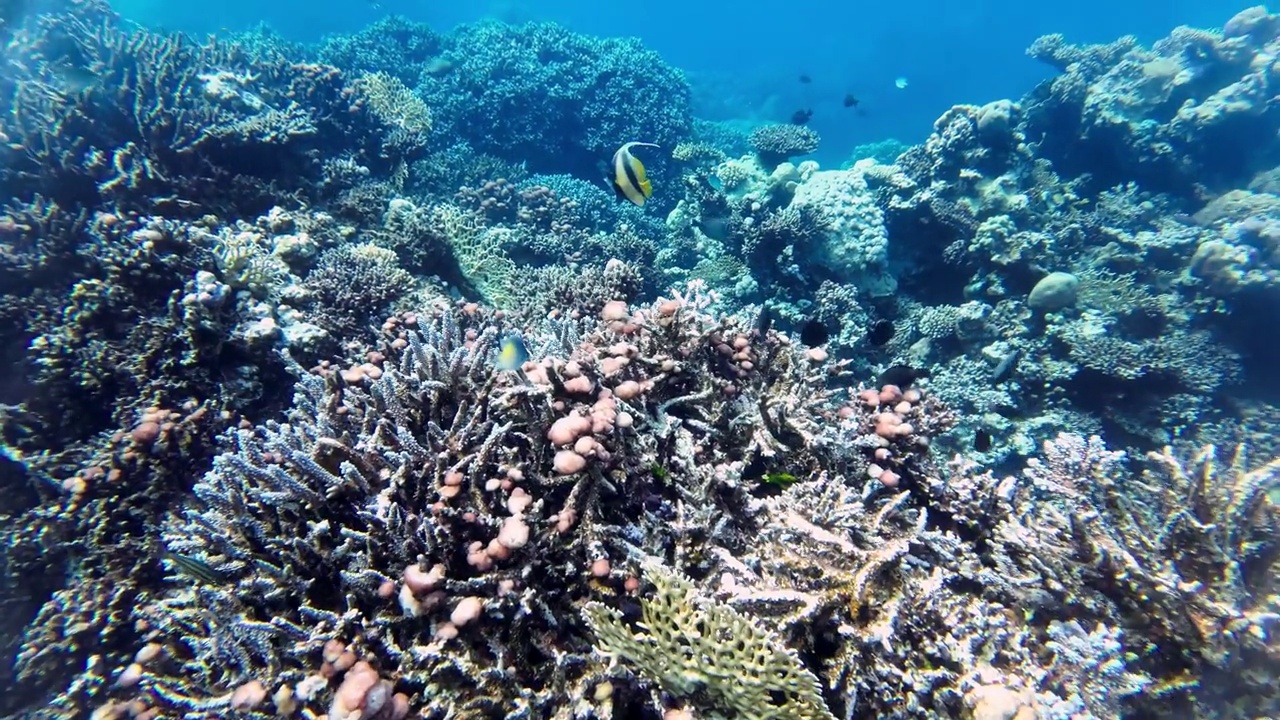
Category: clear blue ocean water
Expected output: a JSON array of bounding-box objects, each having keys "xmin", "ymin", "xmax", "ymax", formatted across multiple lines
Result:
[{"xmin": 115, "ymin": 0, "xmax": 1251, "ymax": 166}]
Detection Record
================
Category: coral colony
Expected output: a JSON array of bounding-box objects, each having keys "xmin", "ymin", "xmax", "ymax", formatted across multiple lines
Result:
[{"xmin": 0, "ymin": 1, "xmax": 1278, "ymax": 719}]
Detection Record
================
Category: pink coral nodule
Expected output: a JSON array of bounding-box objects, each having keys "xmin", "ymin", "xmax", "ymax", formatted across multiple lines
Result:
[{"xmin": 553, "ymin": 449, "xmax": 587, "ymax": 474}]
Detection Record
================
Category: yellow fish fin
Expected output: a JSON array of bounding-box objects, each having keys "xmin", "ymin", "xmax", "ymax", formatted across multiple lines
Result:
[{"xmin": 630, "ymin": 157, "xmax": 653, "ymax": 198}]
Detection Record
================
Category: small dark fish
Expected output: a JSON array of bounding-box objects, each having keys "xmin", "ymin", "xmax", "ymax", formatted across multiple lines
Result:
[
  {"xmin": 166, "ymin": 552, "xmax": 227, "ymax": 585},
  {"xmin": 799, "ymin": 74, "xmax": 812, "ymax": 84},
  {"xmin": 799, "ymin": 319, "xmax": 828, "ymax": 347},
  {"xmin": 974, "ymin": 429, "xmax": 992, "ymax": 452},
  {"xmin": 611, "ymin": 141, "xmax": 659, "ymax": 207},
  {"xmin": 756, "ymin": 304, "xmax": 773, "ymax": 336},
  {"xmin": 843, "ymin": 93, "xmax": 859, "ymax": 108},
  {"xmin": 790, "ymin": 108, "xmax": 813, "ymax": 125},
  {"xmin": 991, "ymin": 348, "xmax": 1022, "ymax": 384},
  {"xmin": 867, "ymin": 319, "xmax": 894, "ymax": 347},
  {"xmin": 876, "ymin": 364, "xmax": 929, "ymax": 389}
]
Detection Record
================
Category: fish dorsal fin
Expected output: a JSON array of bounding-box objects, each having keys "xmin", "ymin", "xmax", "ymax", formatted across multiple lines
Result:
[{"xmin": 616, "ymin": 141, "xmax": 660, "ymax": 160}]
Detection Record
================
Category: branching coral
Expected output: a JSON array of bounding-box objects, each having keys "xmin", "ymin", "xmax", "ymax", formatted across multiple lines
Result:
[
  {"xmin": 0, "ymin": 0, "xmax": 418, "ymax": 216},
  {"xmin": 112, "ymin": 292, "xmax": 908, "ymax": 718},
  {"xmin": 303, "ymin": 242, "xmax": 414, "ymax": 337}
]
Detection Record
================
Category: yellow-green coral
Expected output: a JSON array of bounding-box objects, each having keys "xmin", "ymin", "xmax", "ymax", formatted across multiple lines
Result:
[
  {"xmin": 213, "ymin": 231, "xmax": 287, "ymax": 297},
  {"xmin": 583, "ymin": 560, "xmax": 836, "ymax": 720},
  {"xmin": 672, "ymin": 141, "xmax": 727, "ymax": 165},
  {"xmin": 430, "ymin": 204, "xmax": 516, "ymax": 307},
  {"xmin": 689, "ymin": 251, "xmax": 747, "ymax": 288},
  {"xmin": 352, "ymin": 72, "xmax": 432, "ymax": 139}
]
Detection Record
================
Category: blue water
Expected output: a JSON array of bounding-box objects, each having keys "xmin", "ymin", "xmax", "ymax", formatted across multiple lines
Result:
[{"xmin": 116, "ymin": 0, "xmax": 1251, "ymax": 167}]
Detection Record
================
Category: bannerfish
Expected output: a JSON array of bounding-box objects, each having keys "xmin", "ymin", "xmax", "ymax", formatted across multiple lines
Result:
[
  {"xmin": 612, "ymin": 141, "xmax": 660, "ymax": 207},
  {"xmin": 496, "ymin": 333, "xmax": 529, "ymax": 371}
]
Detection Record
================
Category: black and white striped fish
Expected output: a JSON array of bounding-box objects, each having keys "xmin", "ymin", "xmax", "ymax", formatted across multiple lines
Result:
[{"xmin": 611, "ymin": 141, "xmax": 659, "ymax": 206}]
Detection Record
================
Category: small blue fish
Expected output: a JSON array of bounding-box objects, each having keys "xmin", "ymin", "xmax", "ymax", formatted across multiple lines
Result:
[{"xmin": 496, "ymin": 333, "xmax": 529, "ymax": 371}]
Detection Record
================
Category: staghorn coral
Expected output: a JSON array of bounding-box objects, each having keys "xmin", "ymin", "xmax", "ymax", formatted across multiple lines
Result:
[
  {"xmin": 0, "ymin": 0, "xmax": 419, "ymax": 217},
  {"xmin": 314, "ymin": 15, "xmax": 444, "ymax": 85},
  {"xmin": 504, "ymin": 259, "xmax": 645, "ymax": 325},
  {"xmin": 5, "ymin": 402, "xmax": 235, "ymax": 715},
  {"xmin": 0, "ymin": 206, "xmax": 357, "ymax": 716},
  {"xmin": 116, "ymin": 290, "xmax": 933, "ymax": 719},
  {"xmin": 406, "ymin": 141, "xmax": 529, "ymax": 201},
  {"xmin": 1011, "ymin": 434, "xmax": 1280, "ymax": 717},
  {"xmin": 303, "ymin": 242, "xmax": 415, "ymax": 338}
]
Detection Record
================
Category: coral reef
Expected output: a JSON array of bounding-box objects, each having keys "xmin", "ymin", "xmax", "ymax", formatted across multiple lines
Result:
[
  {"xmin": 1, "ymin": 3, "xmax": 1279, "ymax": 719},
  {"xmin": 1025, "ymin": 8, "xmax": 1280, "ymax": 196},
  {"xmin": 413, "ymin": 20, "xmax": 692, "ymax": 195},
  {"xmin": 115, "ymin": 289, "xmax": 951, "ymax": 719},
  {"xmin": 0, "ymin": 0, "xmax": 422, "ymax": 217}
]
